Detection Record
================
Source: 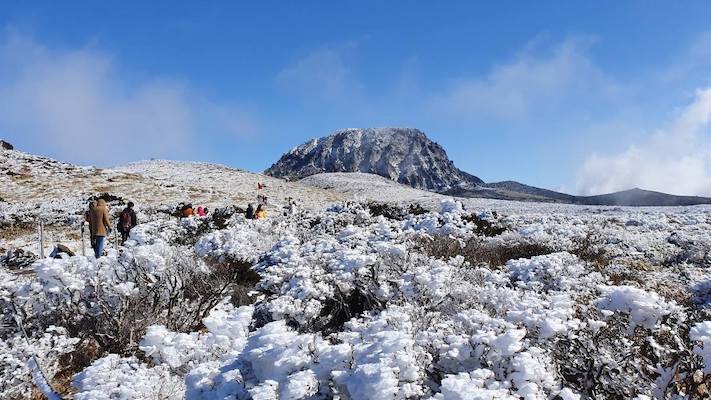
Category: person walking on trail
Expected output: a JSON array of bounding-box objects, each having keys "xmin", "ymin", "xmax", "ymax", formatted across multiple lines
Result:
[
  {"xmin": 255, "ymin": 204, "xmax": 267, "ymax": 220},
  {"xmin": 118, "ymin": 202, "xmax": 138, "ymax": 244},
  {"xmin": 245, "ymin": 203, "xmax": 255, "ymax": 220},
  {"xmin": 89, "ymin": 199, "xmax": 112, "ymax": 258},
  {"xmin": 84, "ymin": 200, "xmax": 97, "ymax": 248}
]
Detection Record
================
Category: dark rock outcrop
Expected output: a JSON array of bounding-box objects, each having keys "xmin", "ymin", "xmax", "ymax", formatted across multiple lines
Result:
[{"xmin": 0, "ymin": 140, "xmax": 14, "ymax": 150}]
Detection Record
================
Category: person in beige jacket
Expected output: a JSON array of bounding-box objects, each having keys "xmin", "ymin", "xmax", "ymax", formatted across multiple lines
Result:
[{"xmin": 89, "ymin": 199, "xmax": 112, "ymax": 258}]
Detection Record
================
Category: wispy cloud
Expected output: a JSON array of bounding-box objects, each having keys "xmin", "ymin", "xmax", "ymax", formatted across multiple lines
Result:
[
  {"xmin": 275, "ymin": 42, "xmax": 363, "ymax": 100},
  {"xmin": 576, "ymin": 87, "xmax": 711, "ymax": 196},
  {"xmin": 0, "ymin": 31, "xmax": 258, "ymax": 166},
  {"xmin": 430, "ymin": 38, "xmax": 618, "ymax": 121}
]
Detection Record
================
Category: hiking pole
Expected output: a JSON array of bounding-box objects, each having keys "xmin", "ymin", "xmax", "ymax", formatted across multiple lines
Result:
[{"xmin": 80, "ymin": 222, "xmax": 85, "ymax": 257}]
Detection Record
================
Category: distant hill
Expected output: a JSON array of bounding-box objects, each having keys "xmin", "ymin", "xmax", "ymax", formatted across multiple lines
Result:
[
  {"xmin": 575, "ymin": 188, "xmax": 711, "ymax": 207},
  {"xmin": 268, "ymin": 127, "xmax": 711, "ymax": 207}
]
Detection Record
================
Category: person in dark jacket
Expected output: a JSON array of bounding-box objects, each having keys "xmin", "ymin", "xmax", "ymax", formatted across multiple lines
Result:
[
  {"xmin": 84, "ymin": 200, "xmax": 97, "ymax": 248},
  {"xmin": 117, "ymin": 202, "xmax": 138, "ymax": 244},
  {"xmin": 245, "ymin": 203, "xmax": 255, "ymax": 220}
]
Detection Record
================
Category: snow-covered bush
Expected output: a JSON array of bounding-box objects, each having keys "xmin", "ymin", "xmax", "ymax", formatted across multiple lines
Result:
[
  {"xmin": 3, "ymin": 196, "xmax": 711, "ymax": 399},
  {"xmin": 0, "ymin": 326, "xmax": 79, "ymax": 399},
  {"xmin": 73, "ymin": 354, "xmax": 184, "ymax": 400}
]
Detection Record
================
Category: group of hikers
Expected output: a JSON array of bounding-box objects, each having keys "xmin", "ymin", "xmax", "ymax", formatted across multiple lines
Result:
[
  {"xmin": 178, "ymin": 203, "xmax": 209, "ymax": 218},
  {"xmin": 245, "ymin": 203, "xmax": 267, "ymax": 220},
  {"xmin": 82, "ymin": 192, "xmax": 282, "ymax": 258},
  {"xmin": 84, "ymin": 199, "xmax": 137, "ymax": 258}
]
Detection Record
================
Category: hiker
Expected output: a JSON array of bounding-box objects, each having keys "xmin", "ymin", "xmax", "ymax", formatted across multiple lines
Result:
[
  {"xmin": 118, "ymin": 202, "xmax": 138, "ymax": 244},
  {"xmin": 255, "ymin": 204, "xmax": 266, "ymax": 220},
  {"xmin": 84, "ymin": 200, "xmax": 97, "ymax": 248},
  {"xmin": 181, "ymin": 203, "xmax": 194, "ymax": 218},
  {"xmin": 245, "ymin": 203, "xmax": 255, "ymax": 220},
  {"xmin": 89, "ymin": 199, "xmax": 111, "ymax": 258},
  {"xmin": 282, "ymin": 197, "xmax": 296, "ymax": 216},
  {"xmin": 175, "ymin": 202, "xmax": 185, "ymax": 218}
]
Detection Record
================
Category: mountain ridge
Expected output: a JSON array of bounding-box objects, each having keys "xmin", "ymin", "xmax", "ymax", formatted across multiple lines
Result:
[{"xmin": 267, "ymin": 127, "xmax": 711, "ymax": 207}]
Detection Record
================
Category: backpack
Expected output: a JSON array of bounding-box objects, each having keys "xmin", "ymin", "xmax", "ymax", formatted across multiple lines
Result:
[{"xmin": 121, "ymin": 210, "xmax": 132, "ymax": 231}]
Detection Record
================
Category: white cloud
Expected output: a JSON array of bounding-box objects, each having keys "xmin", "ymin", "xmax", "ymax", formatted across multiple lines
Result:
[
  {"xmin": 430, "ymin": 38, "xmax": 616, "ymax": 121},
  {"xmin": 0, "ymin": 32, "xmax": 257, "ymax": 166},
  {"xmin": 576, "ymin": 87, "xmax": 711, "ymax": 196},
  {"xmin": 275, "ymin": 44, "xmax": 362, "ymax": 100}
]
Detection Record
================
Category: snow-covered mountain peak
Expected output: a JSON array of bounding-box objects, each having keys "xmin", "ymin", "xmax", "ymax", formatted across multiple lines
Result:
[{"xmin": 266, "ymin": 127, "xmax": 483, "ymax": 191}]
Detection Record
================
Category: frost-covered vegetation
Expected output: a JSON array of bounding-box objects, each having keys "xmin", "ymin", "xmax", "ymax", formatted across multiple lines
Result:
[{"xmin": 3, "ymin": 193, "xmax": 711, "ymax": 399}]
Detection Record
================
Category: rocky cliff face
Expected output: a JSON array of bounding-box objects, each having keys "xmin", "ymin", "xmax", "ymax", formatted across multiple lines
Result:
[{"xmin": 265, "ymin": 128, "xmax": 483, "ymax": 191}]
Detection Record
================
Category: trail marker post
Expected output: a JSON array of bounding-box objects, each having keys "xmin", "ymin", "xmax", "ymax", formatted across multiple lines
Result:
[{"xmin": 38, "ymin": 222, "xmax": 45, "ymax": 258}]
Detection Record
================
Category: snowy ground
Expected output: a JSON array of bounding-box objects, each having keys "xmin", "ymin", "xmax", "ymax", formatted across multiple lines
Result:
[
  {"xmin": 2, "ymin": 148, "xmax": 711, "ymax": 399},
  {"xmin": 0, "ymin": 150, "xmax": 345, "ymax": 255}
]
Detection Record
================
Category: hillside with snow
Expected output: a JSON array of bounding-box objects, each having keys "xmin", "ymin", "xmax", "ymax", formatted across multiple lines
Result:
[{"xmin": 2, "ymin": 146, "xmax": 711, "ymax": 399}]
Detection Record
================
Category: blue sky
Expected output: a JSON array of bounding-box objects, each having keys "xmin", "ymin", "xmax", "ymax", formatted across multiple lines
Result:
[{"xmin": 2, "ymin": 1, "xmax": 711, "ymax": 195}]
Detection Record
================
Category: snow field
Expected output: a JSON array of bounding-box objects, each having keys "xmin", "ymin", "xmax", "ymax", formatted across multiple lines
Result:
[{"xmin": 2, "ymin": 159, "xmax": 711, "ymax": 398}]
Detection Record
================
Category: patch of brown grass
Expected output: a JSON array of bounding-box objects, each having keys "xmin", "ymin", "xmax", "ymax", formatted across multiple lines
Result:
[
  {"xmin": 0, "ymin": 223, "xmax": 35, "ymax": 241},
  {"xmin": 417, "ymin": 235, "xmax": 554, "ymax": 268},
  {"xmin": 52, "ymin": 339, "xmax": 103, "ymax": 396}
]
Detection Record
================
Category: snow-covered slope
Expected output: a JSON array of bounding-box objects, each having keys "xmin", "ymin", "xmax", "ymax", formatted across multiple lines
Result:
[
  {"xmin": 300, "ymin": 172, "xmax": 445, "ymax": 206},
  {"xmin": 115, "ymin": 159, "xmax": 345, "ymax": 209},
  {"xmin": 0, "ymin": 149, "xmax": 345, "ymax": 254},
  {"xmin": 4, "ymin": 147, "xmax": 711, "ymax": 400},
  {"xmin": 266, "ymin": 127, "xmax": 484, "ymax": 191},
  {"xmin": 0, "ymin": 149, "xmax": 344, "ymax": 211}
]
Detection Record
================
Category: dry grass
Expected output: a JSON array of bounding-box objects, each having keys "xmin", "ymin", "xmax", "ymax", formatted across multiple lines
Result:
[
  {"xmin": 0, "ymin": 223, "xmax": 35, "ymax": 241},
  {"xmin": 51, "ymin": 338, "xmax": 103, "ymax": 396},
  {"xmin": 417, "ymin": 235, "xmax": 554, "ymax": 268}
]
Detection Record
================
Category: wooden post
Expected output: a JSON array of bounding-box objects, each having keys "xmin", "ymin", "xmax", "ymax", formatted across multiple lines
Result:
[{"xmin": 38, "ymin": 222, "xmax": 45, "ymax": 258}]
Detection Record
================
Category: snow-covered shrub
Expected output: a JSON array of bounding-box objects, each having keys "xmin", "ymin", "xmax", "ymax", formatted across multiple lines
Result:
[
  {"xmin": 0, "ymin": 326, "xmax": 79, "ymax": 399},
  {"xmin": 691, "ymin": 321, "xmax": 711, "ymax": 373},
  {"xmin": 73, "ymin": 354, "xmax": 184, "ymax": 400},
  {"xmin": 4, "ymin": 192, "xmax": 711, "ymax": 399},
  {"xmin": 10, "ymin": 240, "xmax": 257, "ymax": 358},
  {"xmin": 596, "ymin": 285, "xmax": 682, "ymax": 332},
  {"xmin": 196, "ymin": 222, "xmax": 279, "ymax": 264},
  {"xmin": 139, "ymin": 301, "xmax": 254, "ymax": 374}
]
